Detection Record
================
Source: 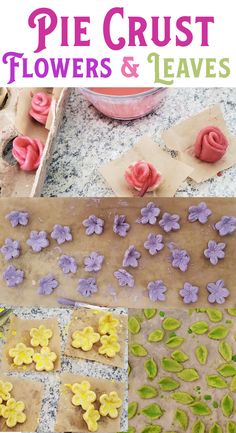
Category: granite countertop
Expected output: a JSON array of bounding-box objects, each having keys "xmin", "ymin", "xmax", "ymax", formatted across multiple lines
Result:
[
  {"xmin": 0, "ymin": 306, "xmax": 128, "ymax": 433},
  {"xmin": 43, "ymin": 87, "xmax": 236, "ymax": 197}
]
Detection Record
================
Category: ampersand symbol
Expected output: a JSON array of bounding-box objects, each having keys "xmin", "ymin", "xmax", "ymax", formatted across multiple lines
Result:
[{"xmin": 121, "ymin": 57, "xmax": 139, "ymax": 78}]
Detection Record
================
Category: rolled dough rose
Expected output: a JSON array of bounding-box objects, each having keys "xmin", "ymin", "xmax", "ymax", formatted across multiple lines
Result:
[
  {"xmin": 29, "ymin": 92, "xmax": 52, "ymax": 125},
  {"xmin": 125, "ymin": 160, "xmax": 162, "ymax": 196},
  {"xmin": 12, "ymin": 136, "xmax": 45, "ymax": 171},
  {"xmin": 194, "ymin": 126, "xmax": 228, "ymax": 163}
]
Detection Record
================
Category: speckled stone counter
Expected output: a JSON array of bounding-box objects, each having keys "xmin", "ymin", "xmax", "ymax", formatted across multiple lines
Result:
[
  {"xmin": 43, "ymin": 87, "xmax": 236, "ymax": 198},
  {"xmin": 0, "ymin": 307, "xmax": 128, "ymax": 433}
]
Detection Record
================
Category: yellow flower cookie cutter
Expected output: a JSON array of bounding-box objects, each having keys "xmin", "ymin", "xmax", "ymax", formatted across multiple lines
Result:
[
  {"xmin": 9, "ymin": 343, "xmax": 34, "ymax": 366},
  {"xmin": 33, "ymin": 346, "xmax": 57, "ymax": 371},
  {"xmin": 98, "ymin": 313, "xmax": 119, "ymax": 336},
  {"xmin": 99, "ymin": 391, "xmax": 122, "ymax": 418},
  {"xmin": 71, "ymin": 327, "xmax": 100, "ymax": 351},
  {"xmin": 71, "ymin": 381, "xmax": 96, "ymax": 410},
  {"xmin": 98, "ymin": 335, "xmax": 121, "ymax": 357},
  {"xmin": 30, "ymin": 325, "xmax": 53, "ymax": 347}
]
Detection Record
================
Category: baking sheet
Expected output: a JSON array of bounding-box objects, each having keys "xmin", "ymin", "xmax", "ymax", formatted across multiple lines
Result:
[
  {"xmin": 129, "ymin": 308, "xmax": 236, "ymax": 432},
  {"xmin": 55, "ymin": 373, "xmax": 125, "ymax": 433},
  {"xmin": 0, "ymin": 197, "xmax": 236, "ymax": 309}
]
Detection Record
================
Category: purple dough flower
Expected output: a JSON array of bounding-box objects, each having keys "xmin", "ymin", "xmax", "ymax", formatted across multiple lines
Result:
[
  {"xmin": 215, "ymin": 216, "xmax": 236, "ymax": 236},
  {"xmin": 27, "ymin": 231, "xmax": 49, "ymax": 252},
  {"xmin": 38, "ymin": 274, "xmax": 58, "ymax": 295},
  {"xmin": 171, "ymin": 248, "xmax": 190, "ymax": 272},
  {"xmin": 137, "ymin": 202, "xmax": 160, "ymax": 225},
  {"xmin": 179, "ymin": 282, "xmax": 199, "ymax": 304},
  {"xmin": 123, "ymin": 246, "xmax": 141, "ymax": 268},
  {"xmin": 207, "ymin": 279, "xmax": 229, "ymax": 304},
  {"xmin": 144, "ymin": 234, "xmax": 164, "ymax": 256},
  {"xmin": 159, "ymin": 212, "xmax": 180, "ymax": 233},
  {"xmin": 114, "ymin": 269, "xmax": 134, "ymax": 288},
  {"xmin": 204, "ymin": 240, "xmax": 225, "ymax": 265},
  {"xmin": 113, "ymin": 215, "xmax": 130, "ymax": 237},
  {"xmin": 6, "ymin": 211, "xmax": 29, "ymax": 228},
  {"xmin": 3, "ymin": 265, "xmax": 24, "ymax": 287},
  {"xmin": 0, "ymin": 239, "xmax": 20, "ymax": 261},
  {"xmin": 147, "ymin": 280, "xmax": 167, "ymax": 302},
  {"xmin": 51, "ymin": 225, "xmax": 72, "ymax": 244},
  {"xmin": 84, "ymin": 252, "xmax": 104, "ymax": 272},
  {"xmin": 59, "ymin": 255, "xmax": 77, "ymax": 274},
  {"xmin": 188, "ymin": 202, "xmax": 212, "ymax": 224},
  {"xmin": 83, "ymin": 215, "xmax": 104, "ymax": 236},
  {"xmin": 77, "ymin": 278, "xmax": 98, "ymax": 297}
]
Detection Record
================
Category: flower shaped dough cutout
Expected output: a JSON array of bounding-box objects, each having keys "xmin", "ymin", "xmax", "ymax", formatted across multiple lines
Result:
[
  {"xmin": 9, "ymin": 343, "xmax": 34, "ymax": 366},
  {"xmin": 0, "ymin": 380, "xmax": 13, "ymax": 403},
  {"xmin": 38, "ymin": 274, "xmax": 58, "ymax": 295},
  {"xmin": 84, "ymin": 252, "xmax": 104, "ymax": 273},
  {"xmin": 99, "ymin": 391, "xmax": 122, "ymax": 418},
  {"xmin": 147, "ymin": 280, "xmax": 167, "ymax": 302},
  {"xmin": 114, "ymin": 269, "xmax": 134, "ymax": 288},
  {"xmin": 215, "ymin": 216, "xmax": 236, "ymax": 236},
  {"xmin": 0, "ymin": 239, "xmax": 20, "ymax": 261},
  {"xmin": 59, "ymin": 255, "xmax": 77, "ymax": 274},
  {"xmin": 171, "ymin": 248, "xmax": 190, "ymax": 272},
  {"xmin": 98, "ymin": 335, "xmax": 120, "ymax": 357},
  {"xmin": 26, "ymin": 231, "xmax": 49, "ymax": 252},
  {"xmin": 144, "ymin": 233, "xmax": 164, "ymax": 255},
  {"xmin": 77, "ymin": 278, "xmax": 98, "ymax": 297},
  {"xmin": 71, "ymin": 327, "xmax": 100, "ymax": 351},
  {"xmin": 179, "ymin": 282, "xmax": 199, "ymax": 304},
  {"xmin": 3, "ymin": 265, "xmax": 24, "ymax": 287},
  {"xmin": 113, "ymin": 215, "xmax": 130, "ymax": 237},
  {"xmin": 98, "ymin": 313, "xmax": 119, "ymax": 335},
  {"xmin": 204, "ymin": 240, "xmax": 225, "ymax": 265},
  {"xmin": 207, "ymin": 279, "xmax": 230, "ymax": 304},
  {"xmin": 83, "ymin": 406, "xmax": 100, "ymax": 432},
  {"xmin": 71, "ymin": 381, "xmax": 96, "ymax": 410},
  {"xmin": 30, "ymin": 325, "xmax": 53, "ymax": 347},
  {"xmin": 33, "ymin": 347, "xmax": 57, "ymax": 371},
  {"xmin": 83, "ymin": 215, "xmax": 104, "ymax": 236},
  {"xmin": 188, "ymin": 202, "xmax": 212, "ymax": 224},
  {"xmin": 6, "ymin": 211, "xmax": 29, "ymax": 228},
  {"xmin": 159, "ymin": 212, "xmax": 180, "ymax": 233},
  {"xmin": 123, "ymin": 246, "xmax": 141, "ymax": 268},
  {"xmin": 51, "ymin": 224, "xmax": 72, "ymax": 245},
  {"xmin": 1, "ymin": 398, "xmax": 26, "ymax": 428},
  {"xmin": 137, "ymin": 202, "xmax": 160, "ymax": 225}
]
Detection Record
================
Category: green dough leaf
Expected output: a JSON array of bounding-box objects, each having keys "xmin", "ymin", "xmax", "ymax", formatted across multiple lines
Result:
[
  {"xmin": 128, "ymin": 316, "xmax": 141, "ymax": 334},
  {"xmin": 174, "ymin": 408, "xmax": 189, "ymax": 431},
  {"xmin": 165, "ymin": 336, "xmax": 184, "ymax": 348},
  {"xmin": 141, "ymin": 426, "xmax": 162, "ymax": 433},
  {"xmin": 144, "ymin": 309, "xmax": 157, "ymax": 320},
  {"xmin": 144, "ymin": 358, "xmax": 158, "ymax": 380},
  {"xmin": 171, "ymin": 350, "xmax": 189, "ymax": 363},
  {"xmin": 158, "ymin": 377, "xmax": 180, "ymax": 391},
  {"xmin": 171, "ymin": 391, "xmax": 194, "ymax": 405},
  {"xmin": 161, "ymin": 357, "xmax": 183, "ymax": 372},
  {"xmin": 230, "ymin": 376, "xmax": 236, "ymax": 392},
  {"xmin": 209, "ymin": 423, "xmax": 222, "ymax": 433},
  {"xmin": 221, "ymin": 394, "xmax": 234, "ymax": 417},
  {"xmin": 148, "ymin": 329, "xmax": 164, "ymax": 342},
  {"xmin": 206, "ymin": 308, "xmax": 223, "ymax": 322},
  {"xmin": 206, "ymin": 375, "xmax": 228, "ymax": 388},
  {"xmin": 137, "ymin": 385, "xmax": 158, "ymax": 399},
  {"xmin": 226, "ymin": 421, "xmax": 236, "ymax": 433},
  {"xmin": 217, "ymin": 363, "xmax": 236, "ymax": 377},
  {"xmin": 195, "ymin": 345, "xmax": 208, "ymax": 365},
  {"xmin": 128, "ymin": 402, "xmax": 138, "ymax": 420},
  {"xmin": 141, "ymin": 403, "xmax": 163, "ymax": 420},
  {"xmin": 227, "ymin": 309, "xmax": 236, "ymax": 317},
  {"xmin": 130, "ymin": 343, "xmax": 147, "ymax": 357},
  {"xmin": 190, "ymin": 321, "xmax": 209, "ymax": 334},
  {"xmin": 208, "ymin": 326, "xmax": 229, "ymax": 340},
  {"xmin": 219, "ymin": 341, "xmax": 233, "ymax": 362},
  {"xmin": 162, "ymin": 317, "xmax": 181, "ymax": 331},
  {"xmin": 177, "ymin": 368, "xmax": 199, "ymax": 382},
  {"xmin": 190, "ymin": 401, "xmax": 212, "ymax": 416},
  {"xmin": 192, "ymin": 420, "xmax": 206, "ymax": 433}
]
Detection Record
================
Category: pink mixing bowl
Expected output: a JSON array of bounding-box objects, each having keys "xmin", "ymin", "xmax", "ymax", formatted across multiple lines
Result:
[{"xmin": 79, "ymin": 87, "xmax": 168, "ymax": 120}]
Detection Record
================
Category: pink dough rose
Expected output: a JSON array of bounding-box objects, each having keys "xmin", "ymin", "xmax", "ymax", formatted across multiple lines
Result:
[
  {"xmin": 125, "ymin": 160, "xmax": 162, "ymax": 196},
  {"xmin": 194, "ymin": 126, "xmax": 228, "ymax": 163},
  {"xmin": 12, "ymin": 136, "xmax": 45, "ymax": 171},
  {"xmin": 29, "ymin": 92, "xmax": 52, "ymax": 125}
]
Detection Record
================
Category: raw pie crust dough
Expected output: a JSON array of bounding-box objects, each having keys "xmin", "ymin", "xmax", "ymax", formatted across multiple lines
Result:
[
  {"xmin": 65, "ymin": 309, "xmax": 127, "ymax": 368},
  {"xmin": 55, "ymin": 373, "xmax": 125, "ymax": 433},
  {"xmin": 0, "ymin": 375, "xmax": 43, "ymax": 432},
  {"xmin": 1, "ymin": 315, "xmax": 61, "ymax": 372},
  {"xmin": 129, "ymin": 308, "xmax": 236, "ymax": 432},
  {"xmin": 0, "ymin": 198, "xmax": 236, "ymax": 308}
]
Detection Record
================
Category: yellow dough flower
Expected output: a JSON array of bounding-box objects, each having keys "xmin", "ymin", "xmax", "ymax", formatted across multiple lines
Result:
[
  {"xmin": 0, "ymin": 380, "xmax": 13, "ymax": 402},
  {"xmin": 71, "ymin": 381, "xmax": 96, "ymax": 410},
  {"xmin": 98, "ymin": 335, "xmax": 120, "ymax": 357},
  {"xmin": 98, "ymin": 313, "xmax": 119, "ymax": 335},
  {"xmin": 71, "ymin": 327, "xmax": 100, "ymax": 351},
  {"xmin": 9, "ymin": 343, "xmax": 34, "ymax": 366},
  {"xmin": 1, "ymin": 398, "xmax": 26, "ymax": 428},
  {"xmin": 99, "ymin": 391, "xmax": 122, "ymax": 418},
  {"xmin": 30, "ymin": 325, "xmax": 53, "ymax": 347},
  {"xmin": 33, "ymin": 347, "xmax": 57, "ymax": 371},
  {"xmin": 83, "ymin": 406, "xmax": 100, "ymax": 432}
]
